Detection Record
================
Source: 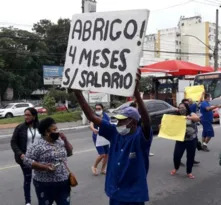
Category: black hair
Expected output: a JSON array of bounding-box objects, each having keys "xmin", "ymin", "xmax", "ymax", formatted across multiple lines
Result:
[
  {"xmin": 204, "ymin": 93, "xmax": 210, "ymax": 99},
  {"xmin": 179, "ymin": 103, "xmax": 191, "ymax": 116},
  {"xmin": 129, "ymin": 102, "xmax": 137, "ymax": 108},
  {"xmin": 25, "ymin": 107, "xmax": 39, "ymax": 128},
  {"xmin": 95, "ymin": 103, "xmax": 104, "ymax": 109},
  {"xmin": 38, "ymin": 117, "xmax": 56, "ymax": 136},
  {"xmin": 181, "ymin": 98, "xmax": 189, "ymax": 104}
]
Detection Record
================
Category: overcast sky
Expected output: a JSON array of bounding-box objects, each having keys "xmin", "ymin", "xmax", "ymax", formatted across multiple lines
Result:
[{"xmin": 0, "ymin": 0, "xmax": 221, "ymax": 34}]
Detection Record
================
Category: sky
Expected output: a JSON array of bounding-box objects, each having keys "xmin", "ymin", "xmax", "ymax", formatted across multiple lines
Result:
[{"xmin": 0, "ymin": 0, "xmax": 221, "ymax": 34}]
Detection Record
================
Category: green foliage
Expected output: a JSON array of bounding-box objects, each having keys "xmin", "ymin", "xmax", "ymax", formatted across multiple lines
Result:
[
  {"xmin": 0, "ymin": 111, "xmax": 82, "ymax": 125},
  {"xmin": 139, "ymin": 77, "xmax": 153, "ymax": 93},
  {"xmin": 48, "ymin": 88, "xmax": 68, "ymax": 103},
  {"xmin": 42, "ymin": 95, "xmax": 56, "ymax": 115},
  {"xmin": 0, "ymin": 18, "xmax": 71, "ymax": 101}
]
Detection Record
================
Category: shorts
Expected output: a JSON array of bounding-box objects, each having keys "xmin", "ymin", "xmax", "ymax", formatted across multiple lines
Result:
[
  {"xmin": 92, "ymin": 136, "xmax": 109, "ymax": 155},
  {"xmin": 201, "ymin": 121, "xmax": 214, "ymax": 138},
  {"xmin": 109, "ymin": 198, "xmax": 145, "ymax": 205}
]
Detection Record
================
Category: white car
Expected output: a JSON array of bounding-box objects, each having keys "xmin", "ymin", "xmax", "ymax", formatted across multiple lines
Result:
[{"xmin": 0, "ymin": 103, "xmax": 34, "ymax": 118}]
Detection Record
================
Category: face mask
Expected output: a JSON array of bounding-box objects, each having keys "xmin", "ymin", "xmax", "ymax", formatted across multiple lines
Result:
[
  {"xmin": 116, "ymin": 125, "xmax": 131, "ymax": 136},
  {"xmin": 50, "ymin": 132, "xmax": 60, "ymax": 141},
  {"xmin": 95, "ymin": 110, "xmax": 103, "ymax": 116},
  {"xmin": 179, "ymin": 108, "xmax": 187, "ymax": 115},
  {"xmin": 116, "ymin": 120, "xmax": 132, "ymax": 136}
]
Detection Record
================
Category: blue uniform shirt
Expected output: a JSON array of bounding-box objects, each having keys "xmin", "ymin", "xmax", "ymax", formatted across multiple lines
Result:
[
  {"xmin": 99, "ymin": 120, "xmax": 153, "ymax": 202},
  {"xmin": 189, "ymin": 103, "xmax": 197, "ymax": 113},
  {"xmin": 200, "ymin": 101, "xmax": 213, "ymax": 122},
  {"xmin": 92, "ymin": 112, "xmax": 110, "ymax": 141}
]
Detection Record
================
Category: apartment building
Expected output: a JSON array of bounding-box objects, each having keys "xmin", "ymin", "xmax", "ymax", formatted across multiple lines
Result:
[{"xmin": 140, "ymin": 15, "xmax": 221, "ymax": 67}]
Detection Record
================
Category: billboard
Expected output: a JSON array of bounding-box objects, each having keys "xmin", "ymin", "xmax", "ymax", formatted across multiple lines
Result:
[
  {"xmin": 43, "ymin": 66, "xmax": 63, "ymax": 85},
  {"xmin": 83, "ymin": 91, "xmax": 110, "ymax": 106}
]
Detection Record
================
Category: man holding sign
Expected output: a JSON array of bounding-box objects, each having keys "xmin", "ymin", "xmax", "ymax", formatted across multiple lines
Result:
[{"xmin": 73, "ymin": 70, "xmax": 152, "ymax": 205}]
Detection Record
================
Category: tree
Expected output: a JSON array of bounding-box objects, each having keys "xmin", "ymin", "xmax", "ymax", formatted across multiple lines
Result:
[
  {"xmin": 0, "ymin": 27, "xmax": 52, "ymax": 100},
  {"xmin": 42, "ymin": 94, "xmax": 56, "ymax": 115},
  {"xmin": 33, "ymin": 18, "xmax": 71, "ymax": 65},
  {"xmin": 139, "ymin": 76, "xmax": 153, "ymax": 93},
  {"xmin": 48, "ymin": 88, "xmax": 68, "ymax": 103}
]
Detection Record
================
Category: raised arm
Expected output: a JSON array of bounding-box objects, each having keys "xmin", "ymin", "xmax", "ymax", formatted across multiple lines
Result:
[
  {"xmin": 74, "ymin": 90, "xmax": 102, "ymax": 126},
  {"xmin": 134, "ymin": 70, "xmax": 151, "ymax": 139}
]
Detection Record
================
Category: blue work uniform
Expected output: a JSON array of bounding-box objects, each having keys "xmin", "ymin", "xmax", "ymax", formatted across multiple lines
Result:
[
  {"xmin": 200, "ymin": 101, "xmax": 214, "ymax": 138},
  {"xmin": 92, "ymin": 112, "xmax": 110, "ymax": 155},
  {"xmin": 189, "ymin": 103, "xmax": 197, "ymax": 113},
  {"xmin": 99, "ymin": 120, "xmax": 153, "ymax": 205}
]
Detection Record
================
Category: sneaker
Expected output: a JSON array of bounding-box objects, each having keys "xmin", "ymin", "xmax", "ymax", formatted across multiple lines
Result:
[
  {"xmin": 194, "ymin": 160, "xmax": 200, "ymax": 165},
  {"xmin": 26, "ymin": 203, "xmax": 31, "ymax": 205},
  {"xmin": 149, "ymin": 152, "xmax": 154, "ymax": 156}
]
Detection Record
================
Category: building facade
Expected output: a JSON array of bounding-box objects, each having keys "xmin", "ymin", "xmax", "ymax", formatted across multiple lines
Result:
[{"xmin": 140, "ymin": 16, "xmax": 221, "ymax": 68}]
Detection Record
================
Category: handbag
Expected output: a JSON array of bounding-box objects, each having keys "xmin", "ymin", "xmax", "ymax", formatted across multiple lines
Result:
[{"xmin": 62, "ymin": 159, "xmax": 78, "ymax": 187}]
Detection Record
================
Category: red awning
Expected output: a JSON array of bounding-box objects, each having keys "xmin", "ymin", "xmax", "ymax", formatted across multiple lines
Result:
[{"xmin": 141, "ymin": 60, "xmax": 213, "ymax": 76}]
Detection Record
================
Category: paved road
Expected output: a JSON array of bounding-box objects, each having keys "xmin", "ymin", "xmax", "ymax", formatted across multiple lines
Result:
[{"xmin": 0, "ymin": 125, "xmax": 221, "ymax": 205}]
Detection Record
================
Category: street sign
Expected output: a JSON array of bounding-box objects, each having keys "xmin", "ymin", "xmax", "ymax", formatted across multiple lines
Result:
[{"xmin": 43, "ymin": 66, "xmax": 63, "ymax": 85}]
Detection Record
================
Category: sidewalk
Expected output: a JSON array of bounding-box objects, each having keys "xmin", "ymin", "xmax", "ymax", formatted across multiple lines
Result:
[{"xmin": 0, "ymin": 120, "xmax": 89, "ymax": 136}]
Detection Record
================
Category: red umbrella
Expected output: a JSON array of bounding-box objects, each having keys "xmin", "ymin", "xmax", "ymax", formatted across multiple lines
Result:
[{"xmin": 141, "ymin": 60, "xmax": 213, "ymax": 76}]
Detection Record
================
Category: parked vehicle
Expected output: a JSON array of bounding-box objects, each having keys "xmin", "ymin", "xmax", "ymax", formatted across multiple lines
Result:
[
  {"xmin": 0, "ymin": 103, "xmax": 34, "ymax": 118},
  {"xmin": 36, "ymin": 104, "xmax": 68, "ymax": 114},
  {"xmin": 210, "ymin": 98, "xmax": 221, "ymax": 123},
  {"xmin": 109, "ymin": 100, "xmax": 178, "ymax": 132}
]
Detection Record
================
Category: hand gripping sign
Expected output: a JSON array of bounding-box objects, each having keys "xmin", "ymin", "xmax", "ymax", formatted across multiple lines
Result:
[{"xmin": 62, "ymin": 10, "xmax": 149, "ymax": 97}]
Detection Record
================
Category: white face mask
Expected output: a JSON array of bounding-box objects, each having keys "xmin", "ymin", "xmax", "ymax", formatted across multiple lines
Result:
[
  {"xmin": 95, "ymin": 110, "xmax": 103, "ymax": 116},
  {"xmin": 116, "ymin": 125, "xmax": 131, "ymax": 136},
  {"xmin": 116, "ymin": 120, "xmax": 132, "ymax": 136}
]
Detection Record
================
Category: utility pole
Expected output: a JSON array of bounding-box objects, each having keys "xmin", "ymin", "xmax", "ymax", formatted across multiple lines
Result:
[
  {"xmin": 214, "ymin": 9, "xmax": 219, "ymax": 71},
  {"xmin": 82, "ymin": 0, "xmax": 84, "ymax": 13}
]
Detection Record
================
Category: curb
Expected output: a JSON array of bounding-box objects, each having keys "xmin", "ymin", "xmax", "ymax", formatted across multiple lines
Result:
[
  {"xmin": 59, "ymin": 125, "xmax": 89, "ymax": 131},
  {"xmin": 0, "ymin": 125, "xmax": 90, "ymax": 139}
]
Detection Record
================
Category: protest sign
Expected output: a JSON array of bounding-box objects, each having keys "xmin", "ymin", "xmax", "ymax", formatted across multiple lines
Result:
[
  {"xmin": 185, "ymin": 85, "xmax": 204, "ymax": 101},
  {"xmin": 158, "ymin": 114, "xmax": 186, "ymax": 142},
  {"xmin": 62, "ymin": 10, "xmax": 149, "ymax": 96}
]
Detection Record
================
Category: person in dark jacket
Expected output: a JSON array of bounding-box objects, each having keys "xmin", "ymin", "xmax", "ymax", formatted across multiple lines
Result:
[{"xmin": 11, "ymin": 108, "xmax": 40, "ymax": 205}]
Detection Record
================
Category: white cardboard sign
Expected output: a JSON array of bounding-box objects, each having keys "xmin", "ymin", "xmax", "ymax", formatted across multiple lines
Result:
[{"xmin": 62, "ymin": 10, "xmax": 149, "ymax": 97}]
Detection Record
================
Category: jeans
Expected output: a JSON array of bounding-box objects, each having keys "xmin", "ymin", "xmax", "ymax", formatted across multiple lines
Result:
[
  {"xmin": 33, "ymin": 180, "xmax": 71, "ymax": 205},
  {"xmin": 173, "ymin": 138, "xmax": 197, "ymax": 174},
  {"xmin": 109, "ymin": 198, "xmax": 145, "ymax": 205},
  {"xmin": 20, "ymin": 164, "xmax": 32, "ymax": 204}
]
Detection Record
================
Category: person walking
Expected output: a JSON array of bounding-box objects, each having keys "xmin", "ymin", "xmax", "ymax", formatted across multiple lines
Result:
[
  {"xmin": 200, "ymin": 93, "xmax": 221, "ymax": 151},
  {"xmin": 22, "ymin": 117, "xmax": 73, "ymax": 205},
  {"xmin": 170, "ymin": 103, "xmax": 200, "ymax": 179},
  {"xmin": 11, "ymin": 108, "xmax": 40, "ymax": 205},
  {"xmin": 74, "ymin": 70, "xmax": 153, "ymax": 205},
  {"xmin": 90, "ymin": 103, "xmax": 110, "ymax": 176}
]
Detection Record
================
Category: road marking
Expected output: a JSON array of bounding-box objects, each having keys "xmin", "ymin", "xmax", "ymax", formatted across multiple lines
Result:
[
  {"xmin": 0, "ymin": 125, "xmax": 90, "ymax": 139},
  {"xmin": 0, "ymin": 164, "xmax": 19, "ymax": 171},
  {"xmin": 0, "ymin": 125, "xmax": 220, "ymax": 171}
]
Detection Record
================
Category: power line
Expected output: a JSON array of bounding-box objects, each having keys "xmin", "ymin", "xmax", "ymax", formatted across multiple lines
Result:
[{"xmin": 151, "ymin": 0, "xmax": 194, "ymax": 12}]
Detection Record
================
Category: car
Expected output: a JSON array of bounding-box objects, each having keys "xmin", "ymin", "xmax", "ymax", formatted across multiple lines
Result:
[
  {"xmin": 109, "ymin": 100, "xmax": 178, "ymax": 132},
  {"xmin": 209, "ymin": 98, "xmax": 221, "ymax": 123},
  {"xmin": 36, "ymin": 104, "xmax": 68, "ymax": 114},
  {"xmin": 0, "ymin": 103, "xmax": 34, "ymax": 118}
]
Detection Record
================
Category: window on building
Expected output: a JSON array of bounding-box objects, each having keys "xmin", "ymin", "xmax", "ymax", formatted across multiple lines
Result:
[
  {"xmin": 176, "ymin": 40, "xmax": 178, "ymax": 45},
  {"xmin": 181, "ymin": 23, "xmax": 184, "ymax": 26},
  {"xmin": 179, "ymin": 41, "xmax": 181, "ymax": 45}
]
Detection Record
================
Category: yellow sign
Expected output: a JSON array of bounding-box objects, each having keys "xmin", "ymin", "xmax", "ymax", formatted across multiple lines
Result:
[
  {"xmin": 185, "ymin": 85, "xmax": 204, "ymax": 102},
  {"xmin": 158, "ymin": 114, "xmax": 186, "ymax": 142}
]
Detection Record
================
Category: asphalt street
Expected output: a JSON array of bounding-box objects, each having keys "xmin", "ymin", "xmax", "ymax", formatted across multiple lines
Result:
[{"xmin": 0, "ymin": 124, "xmax": 221, "ymax": 205}]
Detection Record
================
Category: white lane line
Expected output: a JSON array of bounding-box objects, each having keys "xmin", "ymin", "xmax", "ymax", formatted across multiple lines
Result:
[
  {"xmin": 0, "ymin": 125, "xmax": 220, "ymax": 171},
  {"xmin": 0, "ymin": 125, "xmax": 90, "ymax": 139}
]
